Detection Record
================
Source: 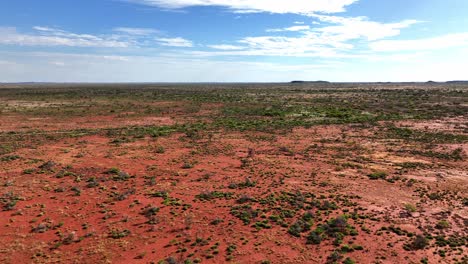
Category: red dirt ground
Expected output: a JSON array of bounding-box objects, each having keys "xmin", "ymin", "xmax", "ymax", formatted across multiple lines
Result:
[{"xmin": 0, "ymin": 113, "xmax": 467, "ymax": 264}]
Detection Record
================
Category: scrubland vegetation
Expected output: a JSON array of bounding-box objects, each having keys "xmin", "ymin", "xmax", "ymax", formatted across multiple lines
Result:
[{"xmin": 0, "ymin": 83, "xmax": 466, "ymax": 263}]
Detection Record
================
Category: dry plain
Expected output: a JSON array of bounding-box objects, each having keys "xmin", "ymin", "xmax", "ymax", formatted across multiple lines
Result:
[{"xmin": 0, "ymin": 83, "xmax": 466, "ymax": 264}]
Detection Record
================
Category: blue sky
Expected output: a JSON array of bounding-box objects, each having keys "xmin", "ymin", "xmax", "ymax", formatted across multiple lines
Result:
[{"xmin": 1, "ymin": 0, "xmax": 468, "ymax": 82}]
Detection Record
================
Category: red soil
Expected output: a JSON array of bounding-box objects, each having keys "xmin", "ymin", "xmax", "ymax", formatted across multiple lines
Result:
[{"xmin": 0, "ymin": 115, "xmax": 466, "ymax": 264}]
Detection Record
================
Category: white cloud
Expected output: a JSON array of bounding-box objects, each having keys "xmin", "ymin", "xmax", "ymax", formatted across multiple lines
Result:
[
  {"xmin": 267, "ymin": 25, "xmax": 310, "ymax": 32},
  {"xmin": 129, "ymin": 0, "xmax": 358, "ymax": 14},
  {"xmin": 208, "ymin": 44, "xmax": 245, "ymax": 50},
  {"xmin": 113, "ymin": 27, "xmax": 159, "ymax": 35},
  {"xmin": 156, "ymin": 37, "xmax": 193, "ymax": 47},
  {"xmin": 24, "ymin": 52, "xmax": 131, "ymax": 61},
  {"xmin": 189, "ymin": 38, "xmax": 354, "ymax": 58},
  {"xmin": 33, "ymin": 26, "xmax": 58, "ymax": 32},
  {"xmin": 3, "ymin": 50, "xmax": 468, "ymax": 82},
  {"xmin": 50, "ymin": 61, "xmax": 66, "ymax": 67},
  {"xmin": 370, "ymin": 33, "xmax": 468, "ymax": 52},
  {"xmin": 0, "ymin": 51, "xmax": 343, "ymax": 82},
  {"xmin": 313, "ymin": 15, "xmax": 420, "ymax": 41},
  {"xmin": 0, "ymin": 26, "xmax": 129, "ymax": 48},
  {"xmin": 197, "ymin": 15, "xmax": 419, "ymax": 57},
  {"xmin": 0, "ymin": 26, "xmax": 195, "ymax": 49},
  {"xmin": 235, "ymin": 34, "xmax": 351, "ymax": 56},
  {"xmin": 204, "ymin": 26, "xmax": 348, "ymax": 57}
]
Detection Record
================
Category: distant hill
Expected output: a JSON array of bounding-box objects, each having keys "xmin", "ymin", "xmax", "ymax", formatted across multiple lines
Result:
[
  {"xmin": 446, "ymin": 80, "xmax": 468, "ymax": 84},
  {"xmin": 290, "ymin": 80, "xmax": 331, "ymax": 84}
]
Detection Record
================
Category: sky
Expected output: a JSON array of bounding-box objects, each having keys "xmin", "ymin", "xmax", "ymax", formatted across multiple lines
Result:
[{"xmin": 1, "ymin": 0, "xmax": 468, "ymax": 82}]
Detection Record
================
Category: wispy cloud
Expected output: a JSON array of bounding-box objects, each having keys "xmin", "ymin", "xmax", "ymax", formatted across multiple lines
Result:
[
  {"xmin": 236, "ymin": 35, "xmax": 349, "ymax": 56},
  {"xmin": 113, "ymin": 27, "xmax": 159, "ymax": 36},
  {"xmin": 8, "ymin": 51, "xmax": 131, "ymax": 61},
  {"xmin": 33, "ymin": 26, "xmax": 59, "ymax": 32},
  {"xmin": 370, "ymin": 33, "xmax": 468, "ymax": 52},
  {"xmin": 313, "ymin": 15, "xmax": 420, "ymax": 41},
  {"xmin": 0, "ymin": 26, "xmax": 130, "ymax": 48},
  {"xmin": 208, "ymin": 44, "xmax": 245, "ymax": 50},
  {"xmin": 50, "ymin": 61, "xmax": 66, "ymax": 67},
  {"xmin": 267, "ymin": 25, "xmax": 310, "ymax": 32},
  {"xmin": 156, "ymin": 37, "xmax": 193, "ymax": 47},
  {"xmin": 128, "ymin": 0, "xmax": 358, "ymax": 14},
  {"xmin": 201, "ymin": 16, "xmax": 419, "ymax": 57},
  {"xmin": 0, "ymin": 51, "xmax": 343, "ymax": 82},
  {"xmin": 0, "ymin": 26, "xmax": 196, "ymax": 49},
  {"xmin": 4, "ymin": 49, "xmax": 467, "ymax": 82}
]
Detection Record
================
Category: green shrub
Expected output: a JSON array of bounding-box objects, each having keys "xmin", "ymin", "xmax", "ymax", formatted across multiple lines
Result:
[
  {"xmin": 368, "ymin": 171, "xmax": 387, "ymax": 180},
  {"xmin": 435, "ymin": 220, "xmax": 450, "ymax": 229},
  {"xmin": 327, "ymin": 251, "xmax": 343, "ymax": 264},
  {"xmin": 306, "ymin": 230, "xmax": 323, "ymax": 245},
  {"xmin": 404, "ymin": 235, "xmax": 428, "ymax": 250},
  {"xmin": 196, "ymin": 191, "xmax": 233, "ymax": 201},
  {"xmin": 288, "ymin": 219, "xmax": 311, "ymax": 237},
  {"xmin": 109, "ymin": 229, "xmax": 131, "ymax": 239},
  {"xmin": 0, "ymin": 155, "xmax": 20, "ymax": 162},
  {"xmin": 343, "ymin": 257, "xmax": 356, "ymax": 264},
  {"xmin": 23, "ymin": 168, "xmax": 35, "ymax": 174},
  {"xmin": 404, "ymin": 203, "xmax": 417, "ymax": 213},
  {"xmin": 253, "ymin": 220, "xmax": 271, "ymax": 230},
  {"xmin": 230, "ymin": 205, "xmax": 259, "ymax": 224}
]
